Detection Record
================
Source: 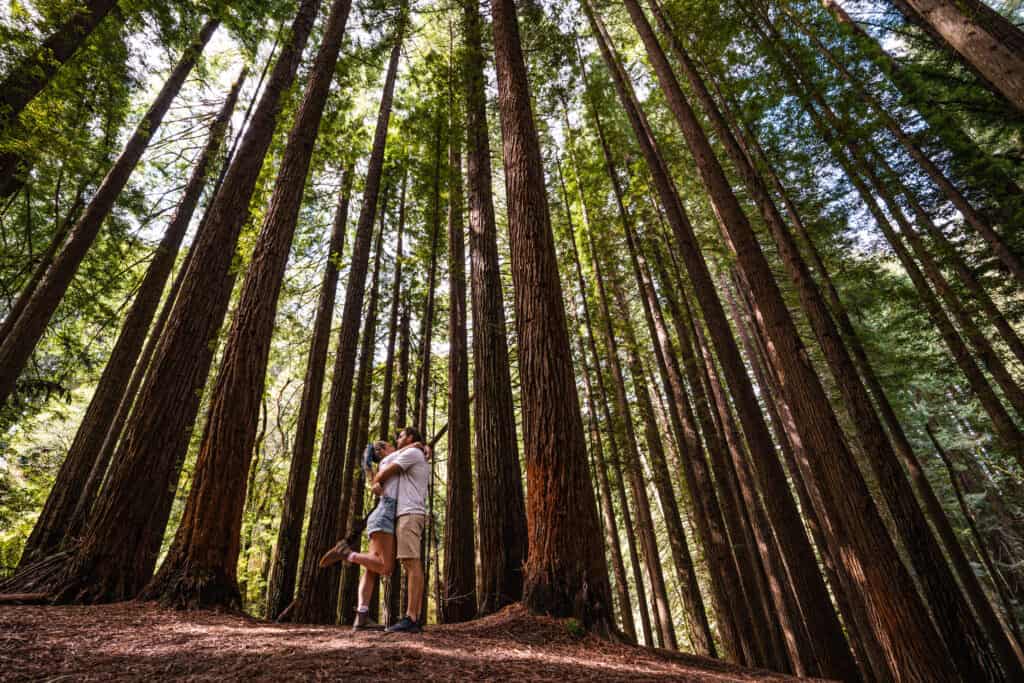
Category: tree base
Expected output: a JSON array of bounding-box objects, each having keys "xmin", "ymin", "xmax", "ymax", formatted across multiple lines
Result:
[
  {"xmin": 0, "ymin": 550, "xmax": 72, "ymax": 597},
  {"xmin": 139, "ymin": 558, "xmax": 242, "ymax": 611},
  {"xmin": 522, "ymin": 577, "xmax": 616, "ymax": 638}
]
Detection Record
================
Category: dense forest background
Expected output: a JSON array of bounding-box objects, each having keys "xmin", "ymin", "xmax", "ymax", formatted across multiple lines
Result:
[{"xmin": 2, "ymin": 0, "xmax": 1024, "ymax": 679}]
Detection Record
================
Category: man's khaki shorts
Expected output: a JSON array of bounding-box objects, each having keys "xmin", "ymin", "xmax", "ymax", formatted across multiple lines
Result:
[{"xmin": 396, "ymin": 514, "xmax": 426, "ymax": 560}]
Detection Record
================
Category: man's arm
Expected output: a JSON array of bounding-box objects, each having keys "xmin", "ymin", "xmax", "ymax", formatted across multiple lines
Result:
[{"xmin": 373, "ymin": 462, "xmax": 402, "ymax": 486}]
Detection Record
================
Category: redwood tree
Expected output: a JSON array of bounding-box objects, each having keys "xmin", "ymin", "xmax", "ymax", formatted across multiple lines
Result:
[
  {"xmin": 441, "ymin": 125, "xmax": 477, "ymax": 623},
  {"xmin": 140, "ymin": 0, "xmax": 353, "ymax": 609},
  {"xmin": 463, "ymin": 0, "xmax": 527, "ymax": 617},
  {"xmin": 291, "ymin": 14, "xmax": 405, "ymax": 623},
  {"xmin": 490, "ymin": 0, "xmax": 612, "ymax": 628}
]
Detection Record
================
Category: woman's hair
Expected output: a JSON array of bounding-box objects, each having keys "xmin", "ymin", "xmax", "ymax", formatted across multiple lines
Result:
[{"xmin": 372, "ymin": 440, "xmax": 390, "ymax": 457}]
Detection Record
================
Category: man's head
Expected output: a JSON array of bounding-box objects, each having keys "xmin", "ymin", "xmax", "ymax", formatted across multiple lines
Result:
[{"xmin": 396, "ymin": 426, "xmax": 423, "ymax": 449}]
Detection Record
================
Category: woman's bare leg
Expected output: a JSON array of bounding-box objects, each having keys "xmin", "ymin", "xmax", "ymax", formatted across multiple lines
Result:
[{"xmin": 354, "ymin": 533, "xmax": 395, "ymax": 610}]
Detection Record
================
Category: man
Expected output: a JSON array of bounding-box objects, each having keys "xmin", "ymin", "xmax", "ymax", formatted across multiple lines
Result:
[{"xmin": 374, "ymin": 426, "xmax": 430, "ymax": 634}]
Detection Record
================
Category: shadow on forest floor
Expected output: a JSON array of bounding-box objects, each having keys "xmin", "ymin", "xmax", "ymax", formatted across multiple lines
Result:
[{"xmin": 0, "ymin": 602, "xmax": 826, "ymax": 681}]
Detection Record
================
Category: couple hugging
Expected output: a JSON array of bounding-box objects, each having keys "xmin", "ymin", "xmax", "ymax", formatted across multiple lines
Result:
[{"xmin": 318, "ymin": 426, "xmax": 430, "ymax": 634}]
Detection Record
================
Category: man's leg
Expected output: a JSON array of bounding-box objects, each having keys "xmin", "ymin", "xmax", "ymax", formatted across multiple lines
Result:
[
  {"xmin": 402, "ymin": 557, "xmax": 424, "ymax": 622},
  {"xmin": 388, "ymin": 514, "xmax": 426, "ymax": 632}
]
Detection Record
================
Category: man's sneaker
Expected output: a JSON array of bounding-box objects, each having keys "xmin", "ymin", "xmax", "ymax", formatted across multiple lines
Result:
[
  {"xmin": 353, "ymin": 611, "xmax": 384, "ymax": 632},
  {"xmin": 318, "ymin": 540, "xmax": 352, "ymax": 568},
  {"xmin": 384, "ymin": 616, "xmax": 422, "ymax": 634}
]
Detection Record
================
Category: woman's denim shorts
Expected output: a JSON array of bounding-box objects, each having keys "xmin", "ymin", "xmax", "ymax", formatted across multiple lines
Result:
[{"xmin": 366, "ymin": 495, "xmax": 397, "ymax": 539}]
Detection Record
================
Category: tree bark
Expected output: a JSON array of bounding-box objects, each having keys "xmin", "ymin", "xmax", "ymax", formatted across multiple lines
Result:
[
  {"xmin": 38, "ymin": 0, "xmax": 319, "ymax": 605},
  {"xmin": 0, "ymin": 17, "xmax": 220, "ymax": 407},
  {"xmin": 644, "ymin": 236, "xmax": 774, "ymax": 667},
  {"xmin": 291, "ymin": 15, "xmax": 403, "ymax": 623},
  {"xmin": 582, "ymin": 6, "xmax": 858, "ymax": 677},
  {"xmin": 266, "ymin": 164, "xmax": 354, "ymax": 620},
  {"xmin": 490, "ymin": 0, "xmax": 612, "ymax": 628},
  {"xmin": 440, "ymin": 116, "xmax": 477, "ymax": 623},
  {"xmin": 463, "ymin": 0, "xmax": 527, "ymax": 618},
  {"xmin": 17, "ymin": 71, "xmax": 243, "ymax": 568},
  {"xmin": 414, "ymin": 120, "xmax": 444, "ymax": 435}
]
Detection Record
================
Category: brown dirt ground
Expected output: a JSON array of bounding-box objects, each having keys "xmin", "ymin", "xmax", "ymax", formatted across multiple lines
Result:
[{"xmin": 0, "ymin": 602, "xmax": 826, "ymax": 681}]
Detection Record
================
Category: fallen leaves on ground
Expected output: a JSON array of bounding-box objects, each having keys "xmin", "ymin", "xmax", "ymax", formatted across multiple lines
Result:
[{"xmin": 0, "ymin": 601, "xmax": 827, "ymax": 681}]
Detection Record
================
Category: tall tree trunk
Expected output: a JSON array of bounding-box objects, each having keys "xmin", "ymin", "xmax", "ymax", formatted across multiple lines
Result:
[
  {"xmin": 563, "ymin": 180, "xmax": 641, "ymax": 643},
  {"xmin": 338, "ymin": 211, "xmax": 386, "ymax": 625},
  {"xmin": 266, "ymin": 165, "xmax": 354, "ymax": 620},
  {"xmin": 570, "ymin": 309, "xmax": 636, "ymax": 641},
  {"xmin": 584, "ymin": 223, "xmax": 675, "ymax": 649},
  {"xmin": 16, "ymin": 71, "xmax": 243, "ymax": 568},
  {"xmin": 379, "ymin": 171, "xmax": 405, "ymax": 628},
  {"xmin": 441, "ymin": 124, "xmax": 477, "ymax": 624},
  {"xmin": 888, "ymin": 0, "xmax": 1024, "ymax": 112},
  {"xmin": 490, "ymin": 0, "xmax": 612, "ymax": 629},
  {"xmin": 0, "ymin": 0, "xmax": 119, "ymax": 138},
  {"xmin": 644, "ymin": 235, "xmax": 773, "ymax": 667},
  {"xmin": 581, "ymin": 7, "xmax": 859, "ymax": 678},
  {"xmin": 379, "ymin": 170, "xmax": 406, "ymax": 443},
  {"xmin": 0, "ymin": 17, "xmax": 220, "ymax": 407},
  {"xmin": 463, "ymin": 0, "xmax": 527, "ymax": 618},
  {"xmin": 656, "ymin": 4, "xmax": 1016, "ymax": 677},
  {"xmin": 291, "ymin": 15, "xmax": 404, "ymax": 623},
  {"xmin": 39, "ymin": 0, "xmax": 320, "ymax": 605},
  {"xmin": 140, "ymin": 0, "xmax": 353, "ymax": 609},
  {"xmin": 414, "ymin": 120, "xmax": 444, "ymax": 435}
]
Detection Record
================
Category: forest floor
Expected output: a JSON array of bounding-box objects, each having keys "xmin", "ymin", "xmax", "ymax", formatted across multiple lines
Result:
[{"xmin": 1, "ymin": 602, "xmax": 822, "ymax": 681}]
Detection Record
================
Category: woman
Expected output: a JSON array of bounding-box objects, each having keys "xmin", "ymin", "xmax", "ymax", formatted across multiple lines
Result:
[{"xmin": 318, "ymin": 439, "xmax": 415, "ymax": 630}]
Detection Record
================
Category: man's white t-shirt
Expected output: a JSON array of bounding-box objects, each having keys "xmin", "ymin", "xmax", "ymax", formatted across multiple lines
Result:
[{"xmin": 391, "ymin": 446, "xmax": 429, "ymax": 517}]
